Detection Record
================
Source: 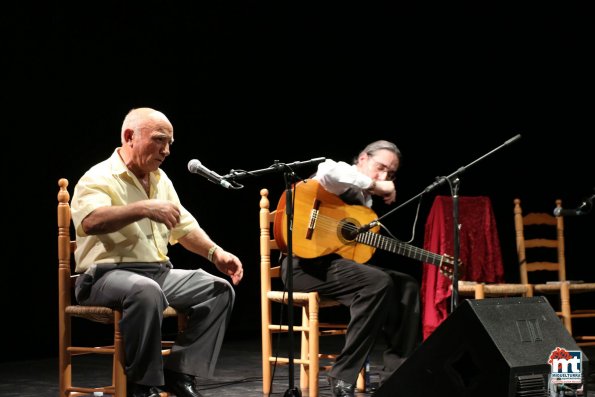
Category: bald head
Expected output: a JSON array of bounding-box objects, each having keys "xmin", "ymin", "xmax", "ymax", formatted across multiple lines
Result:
[
  {"xmin": 121, "ymin": 108, "xmax": 172, "ymax": 144},
  {"xmin": 118, "ymin": 107, "xmax": 175, "ymax": 178}
]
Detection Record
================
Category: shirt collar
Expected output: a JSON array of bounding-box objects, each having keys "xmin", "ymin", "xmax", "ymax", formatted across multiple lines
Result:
[{"xmin": 108, "ymin": 148, "xmax": 162, "ymax": 182}]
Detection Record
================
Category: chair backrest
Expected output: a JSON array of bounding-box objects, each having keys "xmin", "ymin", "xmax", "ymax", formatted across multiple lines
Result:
[
  {"xmin": 57, "ymin": 179, "xmax": 81, "ymax": 316},
  {"xmin": 514, "ymin": 198, "xmax": 566, "ymax": 285},
  {"xmin": 58, "ymin": 179, "xmax": 117, "ymax": 322},
  {"xmin": 259, "ymin": 188, "xmax": 282, "ymax": 290},
  {"xmin": 259, "ymin": 188, "xmax": 289, "ymax": 395}
]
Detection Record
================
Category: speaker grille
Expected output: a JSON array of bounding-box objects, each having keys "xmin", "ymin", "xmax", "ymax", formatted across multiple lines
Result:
[{"xmin": 514, "ymin": 374, "xmax": 547, "ymax": 396}]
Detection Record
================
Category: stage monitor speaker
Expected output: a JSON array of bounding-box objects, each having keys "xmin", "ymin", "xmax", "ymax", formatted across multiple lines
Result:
[{"xmin": 375, "ymin": 296, "xmax": 589, "ymax": 397}]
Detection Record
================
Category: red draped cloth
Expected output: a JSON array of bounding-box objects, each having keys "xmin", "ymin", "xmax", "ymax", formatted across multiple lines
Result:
[{"xmin": 421, "ymin": 196, "xmax": 504, "ymax": 340}]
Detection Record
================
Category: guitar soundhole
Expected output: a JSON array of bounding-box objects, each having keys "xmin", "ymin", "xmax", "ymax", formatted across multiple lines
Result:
[{"xmin": 338, "ymin": 219, "xmax": 359, "ymax": 243}]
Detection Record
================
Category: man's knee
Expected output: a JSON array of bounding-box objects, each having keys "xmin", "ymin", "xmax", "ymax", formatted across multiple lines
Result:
[
  {"xmin": 129, "ymin": 278, "xmax": 167, "ymax": 309},
  {"xmin": 214, "ymin": 278, "xmax": 236, "ymax": 307},
  {"xmin": 374, "ymin": 272, "xmax": 396, "ymax": 301}
]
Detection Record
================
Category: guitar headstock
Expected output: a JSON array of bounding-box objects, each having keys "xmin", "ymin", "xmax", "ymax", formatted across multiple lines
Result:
[{"xmin": 438, "ymin": 254, "xmax": 463, "ymax": 280}]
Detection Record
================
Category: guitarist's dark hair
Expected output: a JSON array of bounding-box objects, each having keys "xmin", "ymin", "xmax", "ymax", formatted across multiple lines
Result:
[{"xmin": 354, "ymin": 140, "xmax": 402, "ymax": 165}]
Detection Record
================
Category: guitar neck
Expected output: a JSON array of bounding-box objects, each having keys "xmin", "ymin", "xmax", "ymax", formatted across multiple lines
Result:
[{"xmin": 356, "ymin": 232, "xmax": 444, "ymax": 266}]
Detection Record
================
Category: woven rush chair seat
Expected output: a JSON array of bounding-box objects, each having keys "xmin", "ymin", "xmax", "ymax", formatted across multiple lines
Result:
[
  {"xmin": 65, "ymin": 305, "xmax": 180, "ymax": 324},
  {"xmin": 458, "ymin": 281, "xmax": 533, "ymax": 299}
]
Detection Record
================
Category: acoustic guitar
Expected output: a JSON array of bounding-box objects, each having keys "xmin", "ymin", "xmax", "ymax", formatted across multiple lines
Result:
[{"xmin": 273, "ymin": 179, "xmax": 457, "ymax": 279}]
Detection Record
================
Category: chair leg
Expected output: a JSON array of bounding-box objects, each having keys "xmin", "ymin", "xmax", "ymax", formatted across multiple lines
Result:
[
  {"xmin": 474, "ymin": 284, "xmax": 485, "ymax": 299},
  {"xmin": 300, "ymin": 308, "xmax": 309, "ymax": 392},
  {"xmin": 356, "ymin": 365, "xmax": 366, "ymax": 392},
  {"xmin": 261, "ymin": 305, "xmax": 273, "ymax": 395},
  {"xmin": 59, "ymin": 313, "xmax": 72, "ymax": 397},
  {"xmin": 308, "ymin": 293, "xmax": 320, "ymax": 397},
  {"xmin": 113, "ymin": 310, "xmax": 127, "ymax": 397},
  {"xmin": 560, "ymin": 281, "xmax": 572, "ymax": 336}
]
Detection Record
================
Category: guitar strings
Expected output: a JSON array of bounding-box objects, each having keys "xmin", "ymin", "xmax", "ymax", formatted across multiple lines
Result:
[
  {"xmin": 310, "ymin": 212, "xmax": 446, "ymax": 262},
  {"xmin": 292, "ymin": 210, "xmax": 454, "ymax": 277}
]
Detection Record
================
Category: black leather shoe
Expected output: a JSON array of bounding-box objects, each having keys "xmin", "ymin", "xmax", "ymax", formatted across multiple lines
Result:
[
  {"xmin": 127, "ymin": 382, "xmax": 161, "ymax": 397},
  {"xmin": 164, "ymin": 369, "xmax": 204, "ymax": 397},
  {"xmin": 328, "ymin": 376, "xmax": 355, "ymax": 397}
]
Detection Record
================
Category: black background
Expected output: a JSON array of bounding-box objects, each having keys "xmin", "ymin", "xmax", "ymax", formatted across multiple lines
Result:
[{"xmin": 4, "ymin": 2, "xmax": 594, "ymax": 361}]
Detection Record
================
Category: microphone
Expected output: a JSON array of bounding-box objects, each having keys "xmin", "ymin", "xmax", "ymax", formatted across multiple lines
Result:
[
  {"xmin": 554, "ymin": 192, "xmax": 595, "ymax": 217},
  {"xmin": 554, "ymin": 207, "xmax": 586, "ymax": 217},
  {"xmin": 187, "ymin": 159, "xmax": 233, "ymax": 189},
  {"xmin": 350, "ymin": 220, "xmax": 379, "ymax": 238}
]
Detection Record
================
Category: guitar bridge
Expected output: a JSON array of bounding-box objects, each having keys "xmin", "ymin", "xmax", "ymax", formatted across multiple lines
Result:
[{"xmin": 305, "ymin": 200, "xmax": 321, "ymax": 240}]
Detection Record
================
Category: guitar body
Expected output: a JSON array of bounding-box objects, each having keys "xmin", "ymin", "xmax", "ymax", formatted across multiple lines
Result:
[
  {"xmin": 273, "ymin": 179, "xmax": 458, "ymax": 278},
  {"xmin": 274, "ymin": 179, "xmax": 380, "ymax": 263}
]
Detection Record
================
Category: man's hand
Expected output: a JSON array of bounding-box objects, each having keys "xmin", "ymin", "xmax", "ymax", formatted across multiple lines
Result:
[
  {"xmin": 145, "ymin": 200, "xmax": 181, "ymax": 229},
  {"xmin": 374, "ymin": 180, "xmax": 397, "ymax": 205},
  {"xmin": 212, "ymin": 249, "xmax": 244, "ymax": 285}
]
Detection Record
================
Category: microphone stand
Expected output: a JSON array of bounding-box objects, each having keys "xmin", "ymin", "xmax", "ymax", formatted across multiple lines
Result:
[
  {"xmin": 222, "ymin": 157, "xmax": 325, "ymax": 397},
  {"xmin": 281, "ymin": 170, "xmax": 300, "ymax": 397},
  {"xmin": 359, "ymin": 134, "xmax": 522, "ymax": 312}
]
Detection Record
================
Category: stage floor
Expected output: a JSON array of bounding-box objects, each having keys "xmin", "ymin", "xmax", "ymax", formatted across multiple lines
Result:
[{"xmin": 1, "ymin": 335, "xmax": 593, "ymax": 396}]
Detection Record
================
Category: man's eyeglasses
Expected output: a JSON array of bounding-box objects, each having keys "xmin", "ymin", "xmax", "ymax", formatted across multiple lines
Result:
[{"xmin": 368, "ymin": 156, "xmax": 397, "ymax": 181}]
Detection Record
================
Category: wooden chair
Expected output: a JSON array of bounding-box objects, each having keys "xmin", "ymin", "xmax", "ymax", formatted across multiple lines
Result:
[
  {"xmin": 456, "ymin": 196, "xmax": 547, "ymax": 300},
  {"xmin": 58, "ymin": 178, "xmax": 187, "ymax": 397},
  {"xmin": 459, "ymin": 198, "xmax": 595, "ymax": 346},
  {"xmin": 259, "ymin": 188, "xmax": 364, "ymax": 397},
  {"xmin": 514, "ymin": 198, "xmax": 595, "ymax": 346}
]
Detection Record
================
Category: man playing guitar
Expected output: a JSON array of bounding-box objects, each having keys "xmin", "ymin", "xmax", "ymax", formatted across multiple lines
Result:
[{"xmin": 279, "ymin": 140, "xmax": 423, "ymax": 397}]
